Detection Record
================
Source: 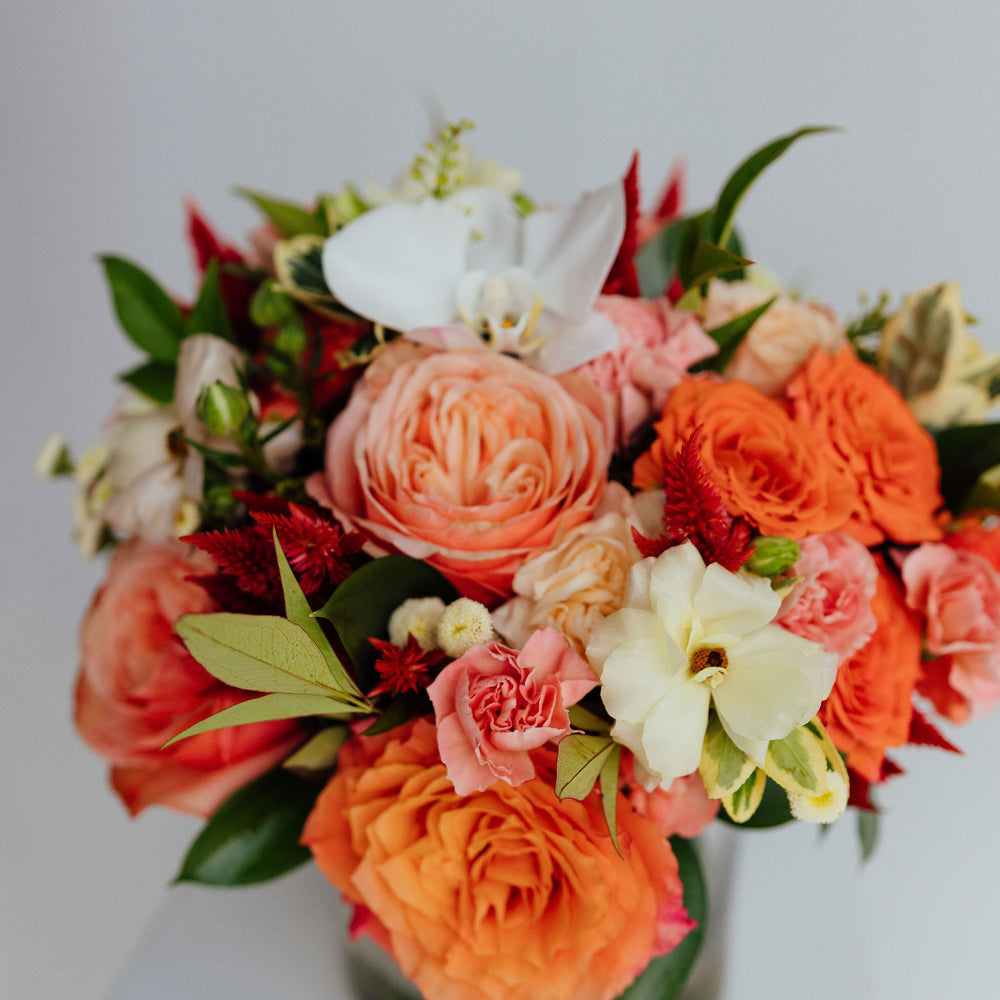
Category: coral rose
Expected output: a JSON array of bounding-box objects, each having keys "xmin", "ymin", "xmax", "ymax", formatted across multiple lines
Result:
[
  {"xmin": 576, "ymin": 295, "xmax": 717, "ymax": 446},
  {"xmin": 427, "ymin": 628, "xmax": 597, "ymax": 794},
  {"xmin": 633, "ymin": 377, "xmax": 853, "ymax": 539},
  {"xmin": 787, "ymin": 347, "xmax": 943, "ymax": 546},
  {"xmin": 778, "ymin": 531, "xmax": 879, "ymax": 661},
  {"xmin": 75, "ymin": 541, "xmax": 304, "ymax": 816},
  {"xmin": 703, "ymin": 279, "xmax": 846, "ymax": 396},
  {"xmin": 302, "ymin": 719, "xmax": 692, "ymax": 1000},
  {"xmin": 819, "ymin": 557, "xmax": 922, "ymax": 783},
  {"xmin": 619, "ymin": 754, "xmax": 719, "ymax": 839},
  {"xmin": 901, "ymin": 542, "xmax": 1000, "ymax": 722},
  {"xmin": 307, "ymin": 342, "xmax": 612, "ymax": 604}
]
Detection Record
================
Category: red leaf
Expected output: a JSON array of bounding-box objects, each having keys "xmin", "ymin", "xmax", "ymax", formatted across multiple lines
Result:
[
  {"xmin": 185, "ymin": 197, "xmax": 245, "ymax": 273},
  {"xmin": 908, "ymin": 709, "xmax": 963, "ymax": 754}
]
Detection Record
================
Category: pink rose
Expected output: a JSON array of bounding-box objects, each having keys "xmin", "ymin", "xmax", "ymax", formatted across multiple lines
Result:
[
  {"xmin": 307, "ymin": 342, "xmax": 612, "ymax": 604},
  {"xmin": 75, "ymin": 540, "xmax": 304, "ymax": 816},
  {"xmin": 703, "ymin": 280, "xmax": 846, "ymax": 396},
  {"xmin": 901, "ymin": 542, "xmax": 1000, "ymax": 720},
  {"xmin": 576, "ymin": 295, "xmax": 717, "ymax": 447},
  {"xmin": 778, "ymin": 531, "xmax": 879, "ymax": 666},
  {"xmin": 426, "ymin": 627, "xmax": 598, "ymax": 794}
]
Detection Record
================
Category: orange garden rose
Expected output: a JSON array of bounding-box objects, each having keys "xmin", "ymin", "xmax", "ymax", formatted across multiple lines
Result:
[
  {"xmin": 633, "ymin": 376, "xmax": 852, "ymax": 538},
  {"xmin": 308, "ymin": 342, "xmax": 612, "ymax": 605},
  {"xmin": 787, "ymin": 347, "xmax": 943, "ymax": 545},
  {"xmin": 75, "ymin": 541, "xmax": 305, "ymax": 816},
  {"xmin": 819, "ymin": 557, "xmax": 923, "ymax": 783},
  {"xmin": 302, "ymin": 719, "xmax": 692, "ymax": 1000}
]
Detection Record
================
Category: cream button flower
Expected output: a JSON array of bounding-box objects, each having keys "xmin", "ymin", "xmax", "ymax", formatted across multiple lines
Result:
[{"xmin": 587, "ymin": 541, "xmax": 837, "ymax": 789}]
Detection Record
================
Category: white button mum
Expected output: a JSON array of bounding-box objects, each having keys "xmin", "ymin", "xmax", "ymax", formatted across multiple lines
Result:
[{"xmin": 587, "ymin": 541, "xmax": 837, "ymax": 789}]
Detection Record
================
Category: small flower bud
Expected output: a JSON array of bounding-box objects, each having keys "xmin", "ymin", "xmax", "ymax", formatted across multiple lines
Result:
[
  {"xmin": 436, "ymin": 597, "xmax": 494, "ymax": 658},
  {"xmin": 388, "ymin": 597, "xmax": 447, "ymax": 651},
  {"xmin": 746, "ymin": 536, "xmax": 801, "ymax": 578},
  {"xmin": 196, "ymin": 381, "xmax": 250, "ymax": 437},
  {"xmin": 35, "ymin": 433, "xmax": 74, "ymax": 478}
]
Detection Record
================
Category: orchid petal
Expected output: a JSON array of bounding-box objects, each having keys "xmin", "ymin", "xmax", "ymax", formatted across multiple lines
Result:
[
  {"xmin": 713, "ymin": 627, "xmax": 829, "ymax": 741},
  {"xmin": 533, "ymin": 308, "xmax": 620, "ymax": 374},
  {"xmin": 452, "ymin": 187, "xmax": 523, "ymax": 271},
  {"xmin": 521, "ymin": 182, "xmax": 625, "ymax": 320},
  {"xmin": 322, "ymin": 199, "xmax": 468, "ymax": 330},
  {"xmin": 639, "ymin": 680, "xmax": 712, "ymax": 784}
]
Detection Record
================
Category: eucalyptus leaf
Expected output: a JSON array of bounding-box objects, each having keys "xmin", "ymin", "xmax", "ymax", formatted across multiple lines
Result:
[
  {"xmin": 100, "ymin": 255, "xmax": 185, "ymax": 362},
  {"xmin": 119, "ymin": 360, "xmax": 176, "ymax": 404},
  {"xmin": 164, "ymin": 691, "xmax": 364, "ymax": 747},
  {"xmin": 555, "ymin": 733, "xmax": 616, "ymax": 800},
  {"xmin": 185, "ymin": 259, "xmax": 233, "ymax": 341},
  {"xmin": 236, "ymin": 187, "xmax": 328, "ymax": 238},
  {"xmin": 616, "ymin": 836, "xmax": 706, "ymax": 1000},
  {"xmin": 711, "ymin": 126, "xmax": 835, "ymax": 247},
  {"xmin": 175, "ymin": 613, "xmax": 343, "ymax": 695},
  {"xmin": 272, "ymin": 529, "xmax": 363, "ymax": 698},
  {"xmin": 175, "ymin": 769, "xmax": 319, "ymax": 886},
  {"xmin": 315, "ymin": 555, "xmax": 457, "ymax": 692}
]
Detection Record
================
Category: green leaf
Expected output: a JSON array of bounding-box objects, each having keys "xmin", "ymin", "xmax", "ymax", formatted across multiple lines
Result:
[
  {"xmin": 686, "ymin": 238, "xmax": 753, "ymax": 291},
  {"xmin": 555, "ymin": 733, "xmax": 616, "ymax": 800},
  {"xmin": 699, "ymin": 714, "xmax": 755, "ymax": 797},
  {"xmin": 567, "ymin": 702, "xmax": 611, "ymax": 734},
  {"xmin": 598, "ymin": 742, "xmax": 623, "ymax": 856},
  {"xmin": 119, "ymin": 360, "xmax": 176, "ymax": 404},
  {"xmin": 934, "ymin": 423, "xmax": 1000, "ymax": 512},
  {"xmin": 717, "ymin": 775, "xmax": 794, "ymax": 828},
  {"xmin": 164, "ymin": 691, "xmax": 364, "ymax": 747},
  {"xmin": 175, "ymin": 769, "xmax": 319, "ymax": 886},
  {"xmin": 721, "ymin": 767, "xmax": 767, "ymax": 823},
  {"xmin": 100, "ymin": 255, "xmax": 185, "ymax": 362},
  {"xmin": 616, "ymin": 836, "xmax": 706, "ymax": 1000},
  {"xmin": 857, "ymin": 809, "xmax": 880, "ymax": 863},
  {"xmin": 250, "ymin": 279, "xmax": 295, "ymax": 326},
  {"xmin": 273, "ymin": 530, "xmax": 363, "ymax": 698},
  {"xmin": 765, "ymin": 727, "xmax": 825, "ymax": 796},
  {"xmin": 315, "ymin": 555, "xmax": 457, "ymax": 692},
  {"xmin": 282, "ymin": 725, "xmax": 350, "ymax": 774},
  {"xmin": 175, "ymin": 612, "xmax": 344, "ymax": 695},
  {"xmin": 185, "ymin": 259, "xmax": 233, "ymax": 341},
  {"xmin": 634, "ymin": 216, "xmax": 687, "ymax": 298},
  {"xmin": 364, "ymin": 690, "xmax": 430, "ymax": 736},
  {"xmin": 691, "ymin": 296, "xmax": 776, "ymax": 374},
  {"xmin": 236, "ymin": 187, "xmax": 328, "ymax": 238},
  {"xmin": 711, "ymin": 126, "xmax": 836, "ymax": 247}
]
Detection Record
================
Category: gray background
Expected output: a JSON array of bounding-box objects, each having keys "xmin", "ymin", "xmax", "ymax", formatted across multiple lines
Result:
[{"xmin": 3, "ymin": 1, "xmax": 999, "ymax": 997}]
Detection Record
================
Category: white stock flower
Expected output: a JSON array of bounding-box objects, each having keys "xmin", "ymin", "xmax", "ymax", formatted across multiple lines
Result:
[
  {"xmin": 587, "ymin": 541, "xmax": 836, "ymax": 789},
  {"xmin": 321, "ymin": 183, "xmax": 625, "ymax": 373}
]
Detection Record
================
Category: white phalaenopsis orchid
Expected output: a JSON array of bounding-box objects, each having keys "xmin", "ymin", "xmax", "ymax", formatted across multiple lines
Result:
[
  {"xmin": 587, "ymin": 541, "xmax": 838, "ymax": 790},
  {"xmin": 321, "ymin": 183, "xmax": 626, "ymax": 373}
]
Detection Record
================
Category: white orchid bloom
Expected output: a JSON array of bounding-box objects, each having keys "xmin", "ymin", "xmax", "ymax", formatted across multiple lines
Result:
[
  {"xmin": 587, "ymin": 541, "xmax": 837, "ymax": 790},
  {"xmin": 321, "ymin": 184, "xmax": 625, "ymax": 373}
]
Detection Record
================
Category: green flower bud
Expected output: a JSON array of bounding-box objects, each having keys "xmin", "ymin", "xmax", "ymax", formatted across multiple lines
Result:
[
  {"xmin": 746, "ymin": 536, "xmax": 801, "ymax": 579},
  {"xmin": 196, "ymin": 381, "xmax": 250, "ymax": 437}
]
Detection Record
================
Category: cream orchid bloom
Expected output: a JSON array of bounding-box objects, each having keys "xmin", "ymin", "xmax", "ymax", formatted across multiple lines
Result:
[
  {"xmin": 587, "ymin": 541, "xmax": 837, "ymax": 789},
  {"xmin": 321, "ymin": 184, "xmax": 625, "ymax": 373}
]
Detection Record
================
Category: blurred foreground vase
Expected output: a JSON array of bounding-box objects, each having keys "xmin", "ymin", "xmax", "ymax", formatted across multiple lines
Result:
[{"xmin": 338, "ymin": 824, "xmax": 738, "ymax": 1000}]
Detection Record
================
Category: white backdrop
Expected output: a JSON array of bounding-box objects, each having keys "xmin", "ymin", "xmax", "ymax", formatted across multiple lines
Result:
[{"xmin": 4, "ymin": 1, "xmax": 1000, "ymax": 997}]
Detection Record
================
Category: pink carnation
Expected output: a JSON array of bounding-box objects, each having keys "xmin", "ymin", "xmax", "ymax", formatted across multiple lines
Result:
[
  {"xmin": 576, "ymin": 295, "xmax": 717, "ymax": 447},
  {"xmin": 778, "ymin": 531, "xmax": 879, "ymax": 668},
  {"xmin": 426, "ymin": 628, "xmax": 598, "ymax": 794},
  {"xmin": 901, "ymin": 542, "xmax": 1000, "ymax": 720}
]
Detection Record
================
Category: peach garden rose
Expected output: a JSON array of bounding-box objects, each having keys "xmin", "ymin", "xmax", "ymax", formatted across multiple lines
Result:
[{"xmin": 308, "ymin": 341, "xmax": 612, "ymax": 604}]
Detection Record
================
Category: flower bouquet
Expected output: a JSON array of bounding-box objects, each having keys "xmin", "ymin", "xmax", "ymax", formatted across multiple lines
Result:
[{"xmin": 44, "ymin": 121, "xmax": 1000, "ymax": 1000}]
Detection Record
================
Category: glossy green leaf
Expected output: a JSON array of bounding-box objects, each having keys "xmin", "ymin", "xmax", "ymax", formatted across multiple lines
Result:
[
  {"xmin": 100, "ymin": 255, "xmax": 185, "ymax": 362},
  {"xmin": 185, "ymin": 259, "xmax": 232, "ymax": 341},
  {"xmin": 315, "ymin": 555, "xmax": 457, "ymax": 692},
  {"xmin": 686, "ymin": 238, "xmax": 753, "ymax": 291},
  {"xmin": 119, "ymin": 360, "xmax": 176, "ymax": 403},
  {"xmin": 616, "ymin": 836, "xmax": 706, "ymax": 1000},
  {"xmin": 711, "ymin": 126, "xmax": 836, "ymax": 246},
  {"xmin": 164, "ymin": 691, "xmax": 363, "ymax": 747},
  {"xmin": 934, "ymin": 423, "xmax": 1000, "ymax": 512},
  {"xmin": 858, "ymin": 809, "xmax": 880, "ymax": 863},
  {"xmin": 175, "ymin": 769, "xmax": 319, "ymax": 886},
  {"xmin": 273, "ymin": 530, "xmax": 363, "ymax": 698},
  {"xmin": 691, "ymin": 296, "xmax": 775, "ymax": 374},
  {"xmin": 236, "ymin": 187, "xmax": 328, "ymax": 238},
  {"xmin": 175, "ymin": 613, "xmax": 341, "ymax": 695},
  {"xmin": 555, "ymin": 733, "xmax": 616, "ymax": 800}
]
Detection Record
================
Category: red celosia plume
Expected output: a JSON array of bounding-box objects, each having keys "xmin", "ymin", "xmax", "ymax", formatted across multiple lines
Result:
[
  {"xmin": 632, "ymin": 425, "xmax": 754, "ymax": 571},
  {"xmin": 600, "ymin": 152, "xmax": 641, "ymax": 298}
]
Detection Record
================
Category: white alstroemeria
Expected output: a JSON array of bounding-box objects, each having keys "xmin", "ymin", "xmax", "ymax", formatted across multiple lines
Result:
[
  {"xmin": 321, "ymin": 183, "xmax": 625, "ymax": 373},
  {"xmin": 587, "ymin": 541, "xmax": 837, "ymax": 790}
]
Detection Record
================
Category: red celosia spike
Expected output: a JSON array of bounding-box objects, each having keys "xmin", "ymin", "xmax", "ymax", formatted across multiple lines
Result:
[
  {"xmin": 231, "ymin": 490, "xmax": 296, "ymax": 515},
  {"xmin": 652, "ymin": 158, "xmax": 686, "ymax": 224},
  {"xmin": 847, "ymin": 768, "xmax": 876, "ymax": 812},
  {"xmin": 881, "ymin": 756, "xmax": 905, "ymax": 780},
  {"xmin": 600, "ymin": 152, "xmax": 641, "ymax": 298},
  {"xmin": 908, "ymin": 709, "xmax": 963, "ymax": 754},
  {"xmin": 367, "ymin": 635, "xmax": 444, "ymax": 698},
  {"xmin": 185, "ymin": 197, "xmax": 245, "ymax": 273},
  {"xmin": 631, "ymin": 524, "xmax": 671, "ymax": 560},
  {"xmin": 182, "ymin": 525, "xmax": 280, "ymax": 600},
  {"xmin": 633, "ymin": 426, "xmax": 754, "ymax": 571}
]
